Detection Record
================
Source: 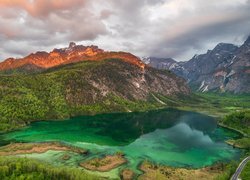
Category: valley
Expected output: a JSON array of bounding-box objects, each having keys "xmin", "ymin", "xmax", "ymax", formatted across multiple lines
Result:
[
  {"xmin": 0, "ymin": 43, "xmax": 249, "ymax": 180},
  {"xmin": 1, "ymin": 1, "xmax": 250, "ymax": 179}
]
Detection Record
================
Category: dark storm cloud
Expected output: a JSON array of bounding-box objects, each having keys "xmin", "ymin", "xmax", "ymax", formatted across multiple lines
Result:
[{"xmin": 0, "ymin": 0, "xmax": 250, "ymax": 61}]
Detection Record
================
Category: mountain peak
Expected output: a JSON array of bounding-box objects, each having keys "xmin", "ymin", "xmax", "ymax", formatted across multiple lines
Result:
[
  {"xmin": 69, "ymin": 42, "xmax": 76, "ymax": 48},
  {"xmin": 141, "ymin": 57, "xmax": 177, "ymax": 70},
  {"xmin": 243, "ymin": 35, "xmax": 250, "ymax": 45},
  {"xmin": 213, "ymin": 43, "xmax": 238, "ymax": 52}
]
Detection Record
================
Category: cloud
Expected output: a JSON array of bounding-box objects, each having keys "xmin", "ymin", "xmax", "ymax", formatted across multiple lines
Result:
[
  {"xmin": 147, "ymin": 0, "xmax": 250, "ymax": 59},
  {"xmin": 98, "ymin": 0, "xmax": 250, "ymax": 60},
  {"xmin": 0, "ymin": 0, "xmax": 108, "ymax": 59},
  {"xmin": 0, "ymin": 0, "xmax": 86, "ymax": 17},
  {"xmin": 0, "ymin": 0, "xmax": 250, "ymax": 61}
]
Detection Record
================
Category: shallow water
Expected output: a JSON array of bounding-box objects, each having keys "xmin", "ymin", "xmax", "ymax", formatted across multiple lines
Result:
[{"xmin": 0, "ymin": 108, "xmax": 242, "ymax": 175}]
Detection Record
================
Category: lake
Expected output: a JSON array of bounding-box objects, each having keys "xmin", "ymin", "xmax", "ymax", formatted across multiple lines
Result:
[{"xmin": 0, "ymin": 108, "xmax": 242, "ymax": 176}]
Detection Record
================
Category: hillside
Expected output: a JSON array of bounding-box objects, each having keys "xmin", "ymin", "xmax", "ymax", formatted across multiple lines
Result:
[{"xmin": 0, "ymin": 55, "xmax": 190, "ymax": 132}]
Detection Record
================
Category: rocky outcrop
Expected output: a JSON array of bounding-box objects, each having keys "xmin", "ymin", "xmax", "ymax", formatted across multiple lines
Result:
[{"xmin": 63, "ymin": 59, "xmax": 190, "ymax": 105}]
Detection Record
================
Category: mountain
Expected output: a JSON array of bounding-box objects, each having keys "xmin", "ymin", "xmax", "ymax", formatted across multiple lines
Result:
[
  {"xmin": 184, "ymin": 43, "xmax": 238, "ymax": 81},
  {"xmin": 0, "ymin": 44, "xmax": 190, "ymax": 132},
  {"xmin": 142, "ymin": 57, "xmax": 176, "ymax": 69},
  {"xmin": 0, "ymin": 42, "xmax": 145, "ymax": 72},
  {"xmin": 143, "ymin": 37, "xmax": 250, "ymax": 93},
  {"xmin": 142, "ymin": 57, "xmax": 189, "ymax": 78}
]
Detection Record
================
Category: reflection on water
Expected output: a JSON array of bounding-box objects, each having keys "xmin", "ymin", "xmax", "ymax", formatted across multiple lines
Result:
[
  {"xmin": 165, "ymin": 123, "xmax": 214, "ymax": 150},
  {"xmin": 0, "ymin": 108, "xmax": 242, "ymax": 169}
]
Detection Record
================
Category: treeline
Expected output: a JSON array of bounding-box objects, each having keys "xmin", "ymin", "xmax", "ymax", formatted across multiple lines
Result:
[
  {"xmin": 0, "ymin": 157, "xmax": 98, "ymax": 180},
  {"xmin": 221, "ymin": 110, "xmax": 250, "ymax": 150},
  {"xmin": 0, "ymin": 74, "xmax": 69, "ymax": 132},
  {"xmin": 222, "ymin": 110, "xmax": 250, "ymax": 134}
]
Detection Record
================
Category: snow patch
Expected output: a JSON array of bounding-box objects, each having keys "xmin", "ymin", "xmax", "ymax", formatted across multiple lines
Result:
[
  {"xmin": 169, "ymin": 63, "xmax": 178, "ymax": 70},
  {"xmin": 198, "ymin": 81, "xmax": 205, "ymax": 91},
  {"xmin": 141, "ymin": 57, "xmax": 151, "ymax": 64},
  {"xmin": 202, "ymin": 85, "xmax": 209, "ymax": 92},
  {"xmin": 152, "ymin": 94, "xmax": 166, "ymax": 105},
  {"xmin": 226, "ymin": 70, "xmax": 235, "ymax": 77}
]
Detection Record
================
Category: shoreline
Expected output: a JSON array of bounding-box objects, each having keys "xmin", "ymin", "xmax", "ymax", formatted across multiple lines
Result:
[
  {"xmin": 0, "ymin": 141, "xmax": 244, "ymax": 179},
  {"xmin": 218, "ymin": 123, "xmax": 249, "ymax": 150},
  {"xmin": 0, "ymin": 142, "xmax": 88, "ymax": 156},
  {"xmin": 218, "ymin": 123, "xmax": 246, "ymax": 137},
  {"xmin": 0, "ymin": 106, "xmax": 225, "ymax": 135},
  {"xmin": 225, "ymin": 140, "xmax": 247, "ymax": 149}
]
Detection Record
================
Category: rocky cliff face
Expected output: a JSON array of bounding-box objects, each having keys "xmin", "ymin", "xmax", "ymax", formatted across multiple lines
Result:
[
  {"xmin": 62, "ymin": 59, "xmax": 190, "ymax": 105},
  {"xmin": 184, "ymin": 43, "xmax": 238, "ymax": 82},
  {"xmin": 185, "ymin": 38, "xmax": 250, "ymax": 93},
  {"xmin": 143, "ymin": 37, "xmax": 250, "ymax": 93}
]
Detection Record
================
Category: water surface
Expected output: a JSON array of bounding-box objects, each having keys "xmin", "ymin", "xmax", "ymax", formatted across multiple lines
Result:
[{"xmin": 0, "ymin": 109, "xmax": 241, "ymax": 174}]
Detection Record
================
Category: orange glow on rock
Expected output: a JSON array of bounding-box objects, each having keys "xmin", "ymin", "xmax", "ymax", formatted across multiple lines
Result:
[{"xmin": 0, "ymin": 43, "xmax": 145, "ymax": 71}]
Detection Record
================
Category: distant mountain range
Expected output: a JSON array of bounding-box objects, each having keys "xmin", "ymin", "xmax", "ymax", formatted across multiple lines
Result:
[
  {"xmin": 143, "ymin": 36, "xmax": 250, "ymax": 93},
  {"xmin": 1, "ymin": 36, "xmax": 249, "ymax": 95}
]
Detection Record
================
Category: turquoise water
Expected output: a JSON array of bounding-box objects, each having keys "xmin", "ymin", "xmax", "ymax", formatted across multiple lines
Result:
[{"xmin": 0, "ymin": 109, "xmax": 241, "ymax": 174}]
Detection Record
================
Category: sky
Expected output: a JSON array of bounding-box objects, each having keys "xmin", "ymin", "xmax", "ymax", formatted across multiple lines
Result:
[{"xmin": 0, "ymin": 0, "xmax": 250, "ymax": 61}]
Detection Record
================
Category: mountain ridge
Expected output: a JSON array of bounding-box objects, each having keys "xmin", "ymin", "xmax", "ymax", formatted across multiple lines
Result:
[
  {"xmin": 143, "ymin": 36, "xmax": 250, "ymax": 93},
  {"xmin": 0, "ymin": 42, "xmax": 145, "ymax": 72}
]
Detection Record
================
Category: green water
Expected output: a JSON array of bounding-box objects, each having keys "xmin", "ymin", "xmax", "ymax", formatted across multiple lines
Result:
[{"xmin": 0, "ymin": 108, "xmax": 241, "ymax": 176}]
